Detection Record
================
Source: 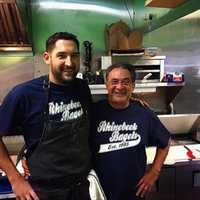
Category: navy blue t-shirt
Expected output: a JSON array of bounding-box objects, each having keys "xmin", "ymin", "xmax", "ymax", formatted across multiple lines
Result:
[
  {"xmin": 91, "ymin": 100, "xmax": 170, "ymax": 200},
  {"xmin": 0, "ymin": 76, "xmax": 92, "ymax": 151}
]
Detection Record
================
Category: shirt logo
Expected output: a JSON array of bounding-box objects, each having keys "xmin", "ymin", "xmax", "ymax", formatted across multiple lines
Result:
[
  {"xmin": 49, "ymin": 100, "xmax": 83, "ymax": 121},
  {"xmin": 97, "ymin": 121, "xmax": 141, "ymax": 153}
]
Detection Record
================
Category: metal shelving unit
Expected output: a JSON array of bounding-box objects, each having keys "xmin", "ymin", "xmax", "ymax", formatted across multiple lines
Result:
[{"xmin": 89, "ymin": 82, "xmax": 185, "ymax": 94}]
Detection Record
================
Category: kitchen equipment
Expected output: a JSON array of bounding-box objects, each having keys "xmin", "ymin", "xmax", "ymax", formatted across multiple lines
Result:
[
  {"xmin": 147, "ymin": 114, "xmax": 200, "ymax": 165},
  {"xmin": 146, "ymin": 114, "xmax": 200, "ymax": 166},
  {"xmin": 83, "ymin": 41, "xmax": 92, "ymax": 71},
  {"xmin": 83, "ymin": 41, "xmax": 96, "ymax": 84},
  {"xmin": 101, "ymin": 53, "xmax": 165, "ymax": 83},
  {"xmin": 163, "ymin": 72, "xmax": 184, "ymax": 83},
  {"xmin": 183, "ymin": 145, "xmax": 196, "ymax": 160}
]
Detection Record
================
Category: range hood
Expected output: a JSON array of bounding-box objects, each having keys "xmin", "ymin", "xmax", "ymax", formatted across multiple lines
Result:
[
  {"xmin": 145, "ymin": 0, "xmax": 189, "ymax": 8},
  {"xmin": 0, "ymin": 0, "xmax": 30, "ymax": 48}
]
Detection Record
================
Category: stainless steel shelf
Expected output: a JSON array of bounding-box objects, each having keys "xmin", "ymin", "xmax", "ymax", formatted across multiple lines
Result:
[
  {"xmin": 135, "ymin": 69, "xmax": 160, "ymax": 73},
  {"xmin": 0, "ymin": 193, "xmax": 15, "ymax": 199},
  {"xmin": 89, "ymin": 82, "xmax": 185, "ymax": 94}
]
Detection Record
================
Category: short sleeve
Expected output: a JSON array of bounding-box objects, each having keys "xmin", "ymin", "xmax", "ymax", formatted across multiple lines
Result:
[
  {"xmin": 148, "ymin": 111, "xmax": 170, "ymax": 148},
  {"xmin": 0, "ymin": 88, "xmax": 24, "ymax": 136}
]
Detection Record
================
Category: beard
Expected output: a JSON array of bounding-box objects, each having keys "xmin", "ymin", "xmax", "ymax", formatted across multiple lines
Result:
[{"xmin": 52, "ymin": 65, "xmax": 79, "ymax": 85}]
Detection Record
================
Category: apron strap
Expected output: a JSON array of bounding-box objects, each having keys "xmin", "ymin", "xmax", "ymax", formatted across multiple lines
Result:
[
  {"xmin": 37, "ymin": 75, "xmax": 50, "ymax": 144},
  {"xmin": 43, "ymin": 75, "xmax": 50, "ymax": 122},
  {"xmin": 24, "ymin": 76, "xmax": 51, "ymax": 158}
]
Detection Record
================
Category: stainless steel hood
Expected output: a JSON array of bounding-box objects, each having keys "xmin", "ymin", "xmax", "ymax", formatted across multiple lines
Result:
[
  {"xmin": 0, "ymin": 0, "xmax": 30, "ymax": 47},
  {"xmin": 158, "ymin": 114, "xmax": 200, "ymax": 135}
]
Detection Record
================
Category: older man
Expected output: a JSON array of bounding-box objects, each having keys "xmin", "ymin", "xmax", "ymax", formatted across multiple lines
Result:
[{"xmin": 91, "ymin": 63, "xmax": 170, "ymax": 200}]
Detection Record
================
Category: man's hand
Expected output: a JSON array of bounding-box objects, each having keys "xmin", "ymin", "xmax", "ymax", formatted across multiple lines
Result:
[
  {"xmin": 11, "ymin": 174, "xmax": 39, "ymax": 200},
  {"xmin": 21, "ymin": 159, "xmax": 31, "ymax": 177},
  {"xmin": 130, "ymin": 97, "xmax": 150, "ymax": 108},
  {"xmin": 0, "ymin": 138, "xmax": 39, "ymax": 199},
  {"xmin": 136, "ymin": 141, "xmax": 170, "ymax": 197},
  {"xmin": 136, "ymin": 168, "xmax": 159, "ymax": 198}
]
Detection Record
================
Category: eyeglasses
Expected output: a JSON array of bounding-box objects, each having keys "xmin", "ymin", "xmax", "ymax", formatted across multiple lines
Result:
[{"xmin": 109, "ymin": 78, "xmax": 133, "ymax": 86}]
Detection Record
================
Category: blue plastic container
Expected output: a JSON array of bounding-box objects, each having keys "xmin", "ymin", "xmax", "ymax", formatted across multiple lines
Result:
[{"xmin": 0, "ymin": 176, "xmax": 13, "ymax": 194}]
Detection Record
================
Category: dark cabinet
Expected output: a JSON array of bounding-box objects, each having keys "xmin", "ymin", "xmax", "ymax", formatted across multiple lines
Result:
[
  {"xmin": 146, "ymin": 167, "xmax": 175, "ymax": 200},
  {"xmin": 175, "ymin": 162, "xmax": 200, "ymax": 200},
  {"xmin": 146, "ymin": 161, "xmax": 200, "ymax": 200}
]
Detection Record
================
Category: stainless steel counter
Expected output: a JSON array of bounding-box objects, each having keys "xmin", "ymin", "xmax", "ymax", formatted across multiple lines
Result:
[
  {"xmin": 147, "ymin": 113, "xmax": 200, "ymax": 165},
  {"xmin": 0, "ymin": 193, "xmax": 15, "ymax": 199}
]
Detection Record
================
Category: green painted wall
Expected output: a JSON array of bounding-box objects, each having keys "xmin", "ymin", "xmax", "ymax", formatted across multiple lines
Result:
[
  {"xmin": 15, "ymin": 0, "xmax": 198, "ymax": 54},
  {"xmin": 30, "ymin": 0, "xmax": 135, "ymax": 53},
  {"xmin": 26, "ymin": 0, "xmax": 174, "ymax": 53}
]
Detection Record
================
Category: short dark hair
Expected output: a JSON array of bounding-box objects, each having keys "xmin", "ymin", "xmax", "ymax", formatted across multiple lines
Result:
[
  {"xmin": 46, "ymin": 32, "xmax": 79, "ymax": 52},
  {"xmin": 106, "ymin": 62, "xmax": 136, "ymax": 82}
]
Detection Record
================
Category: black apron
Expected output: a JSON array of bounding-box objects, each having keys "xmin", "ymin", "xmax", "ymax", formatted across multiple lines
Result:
[{"xmin": 27, "ymin": 78, "xmax": 91, "ymax": 200}]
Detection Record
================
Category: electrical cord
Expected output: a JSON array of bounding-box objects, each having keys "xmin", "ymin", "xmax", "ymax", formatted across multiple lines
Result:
[{"xmin": 123, "ymin": 0, "xmax": 135, "ymax": 30}]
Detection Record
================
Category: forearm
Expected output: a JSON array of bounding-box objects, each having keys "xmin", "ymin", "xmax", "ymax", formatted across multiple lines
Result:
[
  {"xmin": 0, "ymin": 137, "xmax": 21, "ymax": 183},
  {"xmin": 150, "ymin": 139, "xmax": 171, "ymax": 173},
  {"xmin": 136, "ymin": 140, "xmax": 170, "ymax": 197},
  {"xmin": 0, "ymin": 137, "xmax": 39, "ymax": 200}
]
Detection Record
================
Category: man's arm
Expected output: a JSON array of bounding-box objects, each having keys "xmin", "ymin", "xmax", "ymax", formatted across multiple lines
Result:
[
  {"xmin": 0, "ymin": 137, "xmax": 39, "ymax": 200},
  {"xmin": 136, "ymin": 139, "xmax": 170, "ymax": 198}
]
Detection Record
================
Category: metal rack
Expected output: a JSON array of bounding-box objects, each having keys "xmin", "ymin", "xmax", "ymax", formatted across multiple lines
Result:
[{"xmin": 89, "ymin": 82, "xmax": 185, "ymax": 94}]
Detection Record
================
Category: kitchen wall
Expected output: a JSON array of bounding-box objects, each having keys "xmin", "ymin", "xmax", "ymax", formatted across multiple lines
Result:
[
  {"xmin": 25, "ymin": 0, "xmax": 199, "ymax": 53},
  {"xmin": 144, "ymin": 10, "xmax": 200, "ymax": 113},
  {"xmin": 0, "ymin": 54, "xmax": 33, "ymax": 103}
]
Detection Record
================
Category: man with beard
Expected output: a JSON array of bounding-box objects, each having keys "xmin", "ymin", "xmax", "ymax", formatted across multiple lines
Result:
[
  {"xmin": 0, "ymin": 32, "xmax": 92, "ymax": 200},
  {"xmin": 91, "ymin": 63, "xmax": 170, "ymax": 200}
]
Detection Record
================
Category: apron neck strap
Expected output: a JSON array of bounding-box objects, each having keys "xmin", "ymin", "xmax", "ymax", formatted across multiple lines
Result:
[{"xmin": 43, "ymin": 75, "xmax": 50, "ymax": 121}]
